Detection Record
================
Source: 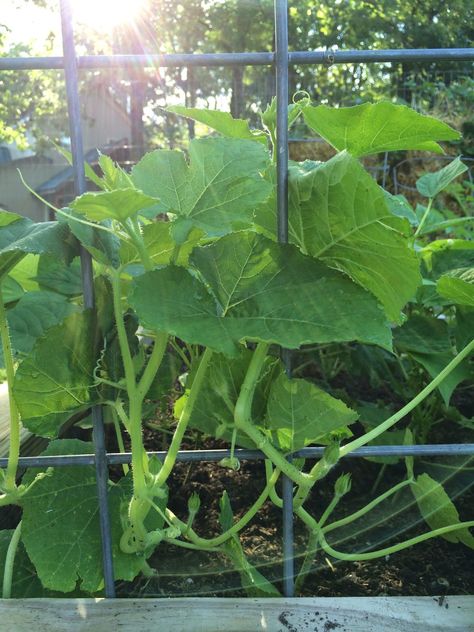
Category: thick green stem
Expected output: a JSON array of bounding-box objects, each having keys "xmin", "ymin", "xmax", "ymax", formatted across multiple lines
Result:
[
  {"xmin": 111, "ymin": 270, "xmax": 137, "ymax": 392},
  {"xmin": 340, "ymin": 338, "xmax": 474, "ymax": 458},
  {"xmin": 2, "ymin": 521, "xmax": 21, "ymax": 599},
  {"xmin": 111, "ymin": 270, "xmax": 146, "ymax": 495},
  {"xmin": 129, "ymin": 398, "xmax": 147, "ymax": 496},
  {"xmin": 234, "ymin": 343, "xmax": 311, "ymax": 487},
  {"xmin": 0, "ymin": 284, "xmax": 21, "ymax": 493},
  {"xmin": 164, "ymin": 466, "xmax": 281, "ymax": 549},
  {"xmin": 152, "ymin": 347, "xmax": 213, "ymax": 489}
]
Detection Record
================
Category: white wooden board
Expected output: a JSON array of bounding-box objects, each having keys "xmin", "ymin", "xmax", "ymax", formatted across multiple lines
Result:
[{"xmin": 1, "ymin": 596, "xmax": 473, "ymax": 632}]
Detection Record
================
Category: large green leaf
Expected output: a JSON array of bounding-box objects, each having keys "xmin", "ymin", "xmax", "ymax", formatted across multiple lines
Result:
[
  {"xmin": 0, "ymin": 217, "xmax": 73, "ymax": 278},
  {"xmin": 13, "ymin": 311, "xmax": 97, "ymax": 435},
  {"xmin": 281, "ymin": 153, "xmax": 420, "ymax": 322},
  {"xmin": 437, "ymin": 268, "xmax": 474, "ymax": 307},
  {"xmin": 21, "ymin": 440, "xmax": 152, "ymax": 593},
  {"xmin": 265, "ymin": 372, "xmax": 358, "ymax": 451},
  {"xmin": 131, "ymin": 138, "xmax": 271, "ymax": 240},
  {"xmin": 130, "ymin": 232, "xmax": 391, "ymax": 357},
  {"xmin": 1, "ymin": 291, "xmax": 77, "ymax": 368},
  {"xmin": 166, "ymin": 105, "xmax": 268, "ymax": 144},
  {"xmin": 187, "ymin": 348, "xmax": 278, "ymax": 446},
  {"xmin": 411, "ymin": 473, "xmax": 474, "ymax": 548},
  {"xmin": 301, "ymin": 102, "xmax": 459, "ymax": 157},
  {"xmin": 70, "ymin": 188, "xmax": 159, "ymax": 223},
  {"xmin": 416, "ymin": 157, "xmax": 468, "ymax": 199}
]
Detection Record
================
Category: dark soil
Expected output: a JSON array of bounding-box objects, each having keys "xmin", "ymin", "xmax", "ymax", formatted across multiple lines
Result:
[{"xmin": 115, "ymin": 425, "xmax": 474, "ymax": 599}]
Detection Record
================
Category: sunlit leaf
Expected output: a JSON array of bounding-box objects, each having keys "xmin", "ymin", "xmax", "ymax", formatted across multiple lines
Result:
[
  {"xmin": 166, "ymin": 105, "xmax": 268, "ymax": 144},
  {"xmin": 131, "ymin": 138, "xmax": 271, "ymax": 239},
  {"xmin": 70, "ymin": 188, "xmax": 159, "ymax": 223},
  {"xmin": 301, "ymin": 102, "xmax": 459, "ymax": 156}
]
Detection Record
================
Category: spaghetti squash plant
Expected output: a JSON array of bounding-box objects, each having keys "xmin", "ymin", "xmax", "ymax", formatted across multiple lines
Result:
[{"xmin": 0, "ymin": 100, "xmax": 473, "ymax": 597}]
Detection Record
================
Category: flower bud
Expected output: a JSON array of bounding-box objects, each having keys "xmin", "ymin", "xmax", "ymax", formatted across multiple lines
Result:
[
  {"xmin": 187, "ymin": 492, "xmax": 201, "ymax": 515},
  {"xmin": 334, "ymin": 473, "xmax": 352, "ymax": 498}
]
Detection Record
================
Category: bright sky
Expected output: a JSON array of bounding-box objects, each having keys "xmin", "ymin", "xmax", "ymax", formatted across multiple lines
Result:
[
  {"xmin": 1, "ymin": 0, "xmax": 144, "ymax": 51},
  {"xmin": 1, "ymin": 1, "xmax": 61, "ymax": 51}
]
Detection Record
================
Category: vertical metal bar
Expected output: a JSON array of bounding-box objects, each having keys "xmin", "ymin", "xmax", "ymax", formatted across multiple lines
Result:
[
  {"xmin": 59, "ymin": 0, "xmax": 116, "ymax": 598},
  {"xmin": 274, "ymin": 0, "xmax": 294, "ymax": 598},
  {"xmin": 275, "ymin": 0, "xmax": 289, "ymax": 244}
]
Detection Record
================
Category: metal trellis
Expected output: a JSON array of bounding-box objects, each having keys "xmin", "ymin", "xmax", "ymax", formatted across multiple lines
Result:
[{"xmin": 0, "ymin": 0, "xmax": 473, "ymax": 600}]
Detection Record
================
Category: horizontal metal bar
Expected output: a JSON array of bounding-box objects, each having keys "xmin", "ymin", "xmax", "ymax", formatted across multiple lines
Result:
[
  {"xmin": 2, "ymin": 443, "xmax": 474, "ymax": 469},
  {"xmin": 0, "ymin": 48, "xmax": 473, "ymax": 72},
  {"xmin": 291, "ymin": 48, "xmax": 474, "ymax": 65},
  {"xmin": 0, "ymin": 53, "xmax": 272, "ymax": 70}
]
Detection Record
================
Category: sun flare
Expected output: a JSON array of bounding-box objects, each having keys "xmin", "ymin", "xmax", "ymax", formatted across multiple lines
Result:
[{"xmin": 71, "ymin": 0, "xmax": 145, "ymax": 31}]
